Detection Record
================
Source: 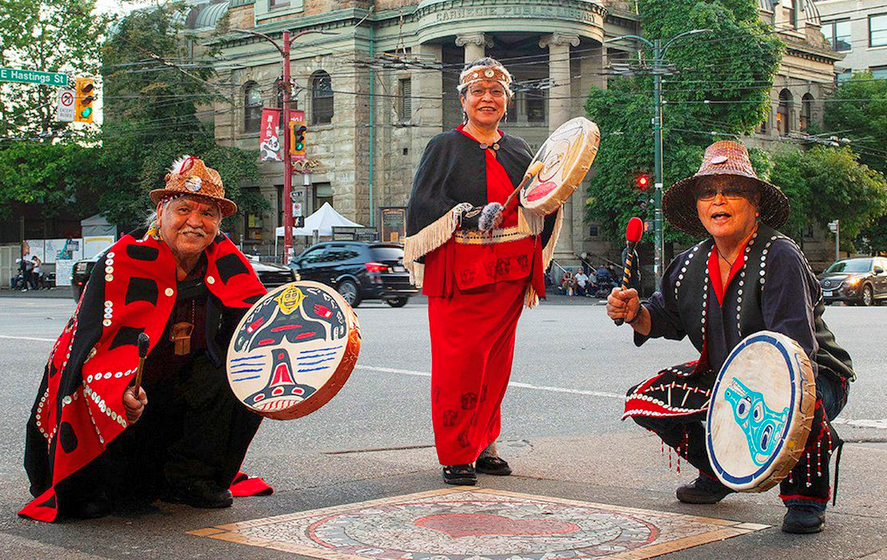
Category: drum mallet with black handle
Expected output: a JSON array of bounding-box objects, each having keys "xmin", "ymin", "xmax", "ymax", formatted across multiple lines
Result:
[
  {"xmin": 479, "ymin": 161, "xmax": 545, "ymax": 231},
  {"xmin": 131, "ymin": 332, "xmax": 150, "ymax": 401},
  {"xmin": 614, "ymin": 217, "xmax": 644, "ymax": 326}
]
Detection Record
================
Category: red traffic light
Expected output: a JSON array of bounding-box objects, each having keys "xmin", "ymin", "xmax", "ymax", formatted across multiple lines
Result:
[{"xmin": 636, "ymin": 175, "xmax": 649, "ymax": 190}]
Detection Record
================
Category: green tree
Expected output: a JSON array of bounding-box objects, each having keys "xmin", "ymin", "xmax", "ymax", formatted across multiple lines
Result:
[
  {"xmin": 822, "ymin": 72, "xmax": 887, "ymax": 175},
  {"xmin": 585, "ymin": 0, "xmax": 783, "ymax": 244},
  {"xmin": 99, "ymin": 3, "xmax": 265, "ymax": 229},
  {"xmin": 821, "ymin": 72, "xmax": 887, "ymax": 253},
  {"xmin": 0, "ymin": 140, "xmax": 101, "ymax": 220},
  {"xmin": 0, "ymin": 0, "xmax": 110, "ymax": 137},
  {"xmin": 770, "ymin": 146, "xmax": 887, "ymax": 250}
]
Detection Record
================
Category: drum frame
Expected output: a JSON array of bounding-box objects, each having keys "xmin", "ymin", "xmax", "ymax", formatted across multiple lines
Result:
[
  {"xmin": 226, "ymin": 281, "xmax": 361, "ymax": 421},
  {"xmin": 705, "ymin": 331, "xmax": 815, "ymax": 492}
]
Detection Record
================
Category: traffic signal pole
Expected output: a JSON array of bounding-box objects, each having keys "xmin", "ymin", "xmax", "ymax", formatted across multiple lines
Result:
[
  {"xmin": 233, "ymin": 28, "xmax": 332, "ymax": 262},
  {"xmin": 282, "ymin": 31, "xmax": 294, "ymax": 262},
  {"xmin": 652, "ymin": 39, "xmax": 664, "ymax": 291},
  {"xmin": 606, "ymin": 30, "xmax": 709, "ymax": 291}
]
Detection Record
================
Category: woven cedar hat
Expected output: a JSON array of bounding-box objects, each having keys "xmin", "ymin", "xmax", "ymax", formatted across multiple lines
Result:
[
  {"xmin": 663, "ymin": 141, "xmax": 789, "ymax": 236},
  {"xmin": 149, "ymin": 156, "xmax": 237, "ymax": 217}
]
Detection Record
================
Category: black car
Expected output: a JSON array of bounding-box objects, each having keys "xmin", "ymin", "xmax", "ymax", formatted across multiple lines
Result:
[
  {"xmin": 288, "ymin": 242, "xmax": 417, "ymax": 307},
  {"xmin": 817, "ymin": 257, "xmax": 887, "ymax": 306},
  {"xmin": 71, "ymin": 254, "xmax": 296, "ymax": 301}
]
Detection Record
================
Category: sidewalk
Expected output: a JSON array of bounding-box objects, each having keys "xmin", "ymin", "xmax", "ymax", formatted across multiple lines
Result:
[
  {"xmin": 0, "ymin": 288, "xmax": 71, "ymax": 299},
  {"xmin": 5, "ymin": 429, "xmax": 884, "ymax": 559}
]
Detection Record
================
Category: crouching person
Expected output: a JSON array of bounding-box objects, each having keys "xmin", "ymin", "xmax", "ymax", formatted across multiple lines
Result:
[{"xmin": 21, "ymin": 157, "xmax": 268, "ymax": 521}]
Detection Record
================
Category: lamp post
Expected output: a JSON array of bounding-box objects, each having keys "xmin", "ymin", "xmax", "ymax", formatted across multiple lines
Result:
[
  {"xmin": 233, "ymin": 28, "xmax": 333, "ymax": 262},
  {"xmin": 605, "ymin": 29, "xmax": 710, "ymax": 290}
]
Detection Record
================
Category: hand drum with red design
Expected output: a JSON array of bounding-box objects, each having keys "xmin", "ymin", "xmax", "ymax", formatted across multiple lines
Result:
[
  {"xmin": 519, "ymin": 117, "xmax": 600, "ymax": 216},
  {"xmin": 226, "ymin": 281, "xmax": 360, "ymax": 420}
]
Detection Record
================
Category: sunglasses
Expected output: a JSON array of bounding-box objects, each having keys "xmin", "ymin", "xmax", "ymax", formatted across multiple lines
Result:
[{"xmin": 695, "ymin": 184, "xmax": 755, "ymax": 202}]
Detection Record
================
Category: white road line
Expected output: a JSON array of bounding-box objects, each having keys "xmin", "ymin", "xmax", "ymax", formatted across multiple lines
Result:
[
  {"xmin": 832, "ymin": 418, "xmax": 887, "ymax": 430},
  {"xmin": 355, "ymin": 365, "xmax": 624, "ymax": 400},
  {"xmin": 0, "ymin": 334, "xmax": 55, "ymax": 342},
  {"xmin": 2, "ymin": 342, "xmax": 883, "ymax": 430}
]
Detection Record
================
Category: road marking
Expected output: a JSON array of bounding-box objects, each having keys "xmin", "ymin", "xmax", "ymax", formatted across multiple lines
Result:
[
  {"xmin": 0, "ymin": 334, "xmax": 55, "ymax": 342},
  {"xmin": 356, "ymin": 365, "xmax": 624, "ymax": 400},
  {"xmin": 832, "ymin": 418, "xmax": 887, "ymax": 430}
]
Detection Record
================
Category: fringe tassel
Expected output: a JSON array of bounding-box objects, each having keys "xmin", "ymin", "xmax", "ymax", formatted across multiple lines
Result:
[
  {"xmin": 524, "ymin": 284, "xmax": 540, "ymax": 308},
  {"xmin": 403, "ymin": 203, "xmax": 472, "ymax": 286},
  {"xmin": 541, "ymin": 206, "xmax": 564, "ymax": 270}
]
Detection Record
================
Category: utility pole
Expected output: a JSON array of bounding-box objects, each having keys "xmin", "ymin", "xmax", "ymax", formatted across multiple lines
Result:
[
  {"xmin": 606, "ymin": 29, "xmax": 709, "ymax": 290},
  {"xmin": 233, "ymin": 28, "xmax": 333, "ymax": 262}
]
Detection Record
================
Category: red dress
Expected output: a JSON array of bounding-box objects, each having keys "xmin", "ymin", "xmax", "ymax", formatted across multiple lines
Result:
[{"xmin": 424, "ymin": 126, "xmax": 544, "ymax": 466}]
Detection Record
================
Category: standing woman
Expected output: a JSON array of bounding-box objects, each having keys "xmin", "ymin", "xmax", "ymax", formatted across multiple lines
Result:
[{"xmin": 405, "ymin": 58, "xmax": 560, "ymax": 485}]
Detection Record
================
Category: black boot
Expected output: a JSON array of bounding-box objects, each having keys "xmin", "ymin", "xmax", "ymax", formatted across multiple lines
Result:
[
  {"xmin": 166, "ymin": 479, "xmax": 233, "ymax": 508},
  {"xmin": 782, "ymin": 505, "xmax": 825, "ymax": 534},
  {"xmin": 676, "ymin": 474, "xmax": 734, "ymax": 504}
]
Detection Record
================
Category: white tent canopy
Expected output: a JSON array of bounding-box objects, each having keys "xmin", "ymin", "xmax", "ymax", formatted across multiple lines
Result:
[{"xmin": 275, "ymin": 202, "xmax": 364, "ymax": 237}]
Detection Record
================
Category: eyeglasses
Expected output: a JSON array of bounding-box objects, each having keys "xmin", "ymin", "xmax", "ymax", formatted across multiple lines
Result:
[
  {"xmin": 695, "ymin": 185, "xmax": 754, "ymax": 202},
  {"xmin": 468, "ymin": 85, "xmax": 507, "ymax": 98}
]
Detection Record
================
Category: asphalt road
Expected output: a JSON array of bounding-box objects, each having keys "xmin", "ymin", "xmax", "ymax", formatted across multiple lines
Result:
[{"xmin": 1, "ymin": 295, "xmax": 885, "ymax": 558}]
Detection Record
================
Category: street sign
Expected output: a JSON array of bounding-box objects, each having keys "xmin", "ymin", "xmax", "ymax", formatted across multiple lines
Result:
[
  {"xmin": 828, "ymin": 220, "xmax": 839, "ymax": 233},
  {"xmin": 0, "ymin": 67, "xmax": 68, "ymax": 87},
  {"xmin": 57, "ymin": 88, "xmax": 75, "ymax": 122},
  {"xmin": 292, "ymin": 202, "xmax": 303, "ymax": 217}
]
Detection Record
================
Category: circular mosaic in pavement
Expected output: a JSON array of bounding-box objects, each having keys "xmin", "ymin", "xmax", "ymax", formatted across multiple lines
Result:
[
  {"xmin": 191, "ymin": 488, "xmax": 768, "ymax": 560},
  {"xmin": 303, "ymin": 497, "xmax": 657, "ymax": 559}
]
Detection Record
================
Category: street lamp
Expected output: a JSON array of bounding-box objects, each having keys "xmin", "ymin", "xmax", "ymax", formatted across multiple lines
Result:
[
  {"xmin": 606, "ymin": 29, "xmax": 710, "ymax": 290},
  {"xmin": 233, "ymin": 28, "xmax": 335, "ymax": 262}
]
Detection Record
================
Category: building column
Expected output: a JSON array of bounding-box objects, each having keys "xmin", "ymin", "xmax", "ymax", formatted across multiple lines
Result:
[
  {"xmin": 456, "ymin": 32, "xmax": 492, "ymax": 64},
  {"xmin": 540, "ymin": 33, "xmax": 581, "ymax": 261}
]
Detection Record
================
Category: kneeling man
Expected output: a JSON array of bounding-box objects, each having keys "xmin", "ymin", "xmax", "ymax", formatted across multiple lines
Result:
[{"xmin": 22, "ymin": 157, "xmax": 267, "ymax": 521}]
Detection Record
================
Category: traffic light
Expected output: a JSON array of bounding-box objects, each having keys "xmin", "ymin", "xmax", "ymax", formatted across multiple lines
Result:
[
  {"xmin": 637, "ymin": 195, "xmax": 650, "ymax": 213},
  {"xmin": 635, "ymin": 174, "xmax": 650, "ymax": 191},
  {"xmin": 290, "ymin": 120, "xmax": 307, "ymax": 157},
  {"xmin": 74, "ymin": 77, "xmax": 95, "ymax": 124}
]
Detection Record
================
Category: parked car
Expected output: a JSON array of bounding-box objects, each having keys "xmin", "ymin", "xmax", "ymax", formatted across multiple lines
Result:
[
  {"xmin": 817, "ymin": 257, "xmax": 887, "ymax": 306},
  {"xmin": 288, "ymin": 241, "xmax": 417, "ymax": 307},
  {"xmin": 72, "ymin": 254, "xmax": 296, "ymax": 301}
]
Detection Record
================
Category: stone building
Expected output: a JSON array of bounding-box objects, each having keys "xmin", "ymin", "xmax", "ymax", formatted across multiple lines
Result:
[{"xmin": 181, "ymin": 0, "xmax": 841, "ymax": 266}]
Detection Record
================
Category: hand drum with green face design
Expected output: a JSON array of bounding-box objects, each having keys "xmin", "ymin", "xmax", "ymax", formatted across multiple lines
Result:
[{"xmin": 706, "ymin": 331, "xmax": 815, "ymax": 492}]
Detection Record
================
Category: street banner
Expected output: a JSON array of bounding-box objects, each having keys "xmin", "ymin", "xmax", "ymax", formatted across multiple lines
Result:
[
  {"xmin": 290, "ymin": 109, "xmax": 306, "ymax": 163},
  {"xmin": 57, "ymin": 88, "xmax": 75, "ymax": 122},
  {"xmin": 259, "ymin": 108, "xmax": 283, "ymax": 162}
]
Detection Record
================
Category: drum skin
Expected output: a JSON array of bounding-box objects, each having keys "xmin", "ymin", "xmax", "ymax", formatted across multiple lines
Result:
[
  {"xmin": 706, "ymin": 331, "xmax": 815, "ymax": 492},
  {"xmin": 226, "ymin": 281, "xmax": 360, "ymax": 420},
  {"xmin": 519, "ymin": 117, "xmax": 600, "ymax": 216}
]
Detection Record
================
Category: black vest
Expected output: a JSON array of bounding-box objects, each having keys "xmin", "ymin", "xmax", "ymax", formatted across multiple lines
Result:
[{"xmin": 674, "ymin": 224, "xmax": 855, "ymax": 382}]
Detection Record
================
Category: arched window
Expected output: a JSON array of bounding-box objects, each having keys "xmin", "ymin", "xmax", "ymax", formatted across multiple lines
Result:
[
  {"xmin": 244, "ymin": 82, "xmax": 263, "ymax": 133},
  {"xmin": 311, "ymin": 71, "xmax": 333, "ymax": 125},
  {"xmin": 800, "ymin": 93, "xmax": 814, "ymax": 132},
  {"xmin": 777, "ymin": 89, "xmax": 793, "ymax": 136}
]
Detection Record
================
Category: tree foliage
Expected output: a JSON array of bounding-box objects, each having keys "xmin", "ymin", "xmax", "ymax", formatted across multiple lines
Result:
[
  {"xmin": 99, "ymin": 3, "xmax": 265, "ymax": 229},
  {"xmin": 820, "ymin": 72, "xmax": 887, "ymax": 253},
  {"xmin": 0, "ymin": 0, "xmax": 110, "ymax": 136},
  {"xmin": 585, "ymin": 0, "xmax": 783, "ymax": 244},
  {"xmin": 770, "ymin": 147, "xmax": 887, "ymax": 248},
  {"xmin": 822, "ymin": 72, "xmax": 887, "ymax": 175},
  {"xmin": 0, "ymin": 139, "xmax": 101, "ymax": 219}
]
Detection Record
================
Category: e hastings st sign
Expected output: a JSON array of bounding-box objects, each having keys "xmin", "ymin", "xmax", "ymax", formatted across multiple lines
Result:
[{"xmin": 0, "ymin": 67, "xmax": 69, "ymax": 87}]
